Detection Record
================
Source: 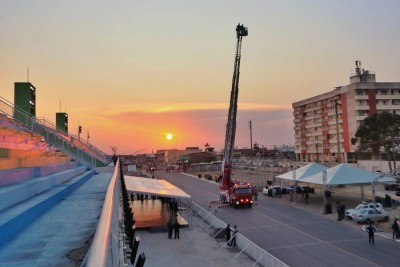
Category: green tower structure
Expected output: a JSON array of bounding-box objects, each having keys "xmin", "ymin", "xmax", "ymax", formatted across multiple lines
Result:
[
  {"xmin": 14, "ymin": 82, "xmax": 36, "ymax": 124},
  {"xmin": 56, "ymin": 112, "xmax": 68, "ymax": 134}
]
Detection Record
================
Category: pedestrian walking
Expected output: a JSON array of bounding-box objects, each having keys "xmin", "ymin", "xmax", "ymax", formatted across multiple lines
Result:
[
  {"xmin": 231, "ymin": 225, "xmax": 238, "ymax": 247},
  {"xmin": 366, "ymin": 223, "xmax": 376, "ymax": 245},
  {"xmin": 225, "ymin": 224, "xmax": 231, "ymax": 245},
  {"xmin": 392, "ymin": 218, "xmax": 399, "ymax": 239},
  {"xmin": 174, "ymin": 220, "xmax": 180, "ymax": 239}
]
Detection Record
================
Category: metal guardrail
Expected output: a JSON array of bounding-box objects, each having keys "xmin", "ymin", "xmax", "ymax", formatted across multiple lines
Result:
[
  {"xmin": 0, "ymin": 95, "xmax": 108, "ymax": 167},
  {"xmin": 191, "ymin": 203, "xmax": 289, "ymax": 267},
  {"xmin": 35, "ymin": 116, "xmax": 108, "ymax": 162},
  {"xmin": 83, "ymin": 161, "xmax": 122, "ymax": 267}
]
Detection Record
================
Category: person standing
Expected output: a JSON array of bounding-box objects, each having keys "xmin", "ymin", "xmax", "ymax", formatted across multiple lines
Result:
[
  {"xmin": 174, "ymin": 220, "xmax": 180, "ymax": 239},
  {"xmin": 225, "ymin": 224, "xmax": 231, "ymax": 245},
  {"xmin": 112, "ymin": 154, "xmax": 118, "ymax": 166},
  {"xmin": 392, "ymin": 218, "xmax": 399, "ymax": 239},
  {"xmin": 253, "ymin": 185, "xmax": 258, "ymax": 201},
  {"xmin": 305, "ymin": 192, "xmax": 309, "ymax": 205},
  {"xmin": 231, "ymin": 225, "xmax": 238, "ymax": 247},
  {"xmin": 336, "ymin": 201, "xmax": 341, "ymax": 221},
  {"xmin": 340, "ymin": 202, "xmax": 346, "ymax": 220},
  {"xmin": 366, "ymin": 223, "xmax": 376, "ymax": 245},
  {"xmin": 167, "ymin": 219, "xmax": 173, "ymax": 239}
]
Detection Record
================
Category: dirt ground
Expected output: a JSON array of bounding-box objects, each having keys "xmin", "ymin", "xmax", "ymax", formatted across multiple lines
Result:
[{"xmin": 190, "ymin": 169, "xmax": 400, "ymax": 235}]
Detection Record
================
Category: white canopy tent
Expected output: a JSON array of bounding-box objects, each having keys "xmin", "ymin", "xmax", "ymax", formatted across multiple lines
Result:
[
  {"xmin": 300, "ymin": 163, "xmax": 396, "ymax": 185},
  {"xmin": 276, "ymin": 162, "xmax": 327, "ymax": 182},
  {"xmin": 124, "ymin": 175, "xmax": 192, "ymax": 200},
  {"xmin": 124, "ymin": 175, "xmax": 192, "ymax": 229}
]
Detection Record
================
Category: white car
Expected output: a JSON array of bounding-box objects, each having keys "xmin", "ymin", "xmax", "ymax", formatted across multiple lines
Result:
[
  {"xmin": 352, "ymin": 208, "xmax": 389, "ymax": 224},
  {"xmin": 345, "ymin": 202, "xmax": 383, "ymax": 220}
]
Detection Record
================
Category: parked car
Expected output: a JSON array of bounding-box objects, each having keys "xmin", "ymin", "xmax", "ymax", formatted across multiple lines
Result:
[
  {"xmin": 345, "ymin": 202, "xmax": 383, "ymax": 220},
  {"xmin": 263, "ymin": 186, "xmax": 283, "ymax": 197},
  {"xmin": 384, "ymin": 182, "xmax": 400, "ymax": 191},
  {"xmin": 396, "ymin": 191, "xmax": 400, "ymax": 197},
  {"xmin": 351, "ymin": 208, "xmax": 389, "ymax": 224}
]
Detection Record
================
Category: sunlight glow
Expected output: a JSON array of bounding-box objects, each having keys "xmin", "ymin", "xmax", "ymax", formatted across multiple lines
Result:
[{"xmin": 166, "ymin": 133, "xmax": 173, "ymax": 140}]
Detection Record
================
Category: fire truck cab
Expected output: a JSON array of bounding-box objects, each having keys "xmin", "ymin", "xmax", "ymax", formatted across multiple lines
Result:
[{"xmin": 220, "ymin": 181, "xmax": 253, "ymax": 208}]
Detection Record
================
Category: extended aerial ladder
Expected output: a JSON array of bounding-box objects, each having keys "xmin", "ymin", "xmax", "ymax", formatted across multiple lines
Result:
[{"xmin": 220, "ymin": 24, "xmax": 248, "ymax": 191}]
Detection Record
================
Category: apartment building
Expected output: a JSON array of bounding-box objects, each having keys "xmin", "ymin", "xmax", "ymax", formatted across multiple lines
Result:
[{"xmin": 292, "ymin": 61, "xmax": 400, "ymax": 164}]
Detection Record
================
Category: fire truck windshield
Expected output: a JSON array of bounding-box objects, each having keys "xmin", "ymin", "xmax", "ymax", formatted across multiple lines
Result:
[{"xmin": 235, "ymin": 187, "xmax": 252, "ymax": 194}]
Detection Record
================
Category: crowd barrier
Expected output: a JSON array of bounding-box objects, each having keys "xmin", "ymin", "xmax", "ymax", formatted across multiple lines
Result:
[{"xmin": 191, "ymin": 203, "xmax": 289, "ymax": 267}]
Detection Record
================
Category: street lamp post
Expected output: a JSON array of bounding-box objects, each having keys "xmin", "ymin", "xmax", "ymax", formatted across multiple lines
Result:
[
  {"xmin": 371, "ymin": 175, "xmax": 381, "ymax": 226},
  {"xmin": 292, "ymin": 165, "xmax": 297, "ymax": 203},
  {"xmin": 322, "ymin": 170, "xmax": 327, "ymax": 213}
]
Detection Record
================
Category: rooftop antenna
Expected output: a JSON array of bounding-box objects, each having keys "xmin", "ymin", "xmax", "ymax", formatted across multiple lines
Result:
[{"xmin": 355, "ymin": 60, "xmax": 361, "ymax": 75}]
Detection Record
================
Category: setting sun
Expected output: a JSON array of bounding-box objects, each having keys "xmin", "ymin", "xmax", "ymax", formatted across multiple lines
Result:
[{"xmin": 166, "ymin": 133, "xmax": 173, "ymax": 141}]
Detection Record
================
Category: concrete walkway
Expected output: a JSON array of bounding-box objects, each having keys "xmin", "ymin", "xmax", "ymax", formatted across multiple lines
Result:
[{"xmin": 135, "ymin": 212, "xmax": 259, "ymax": 267}]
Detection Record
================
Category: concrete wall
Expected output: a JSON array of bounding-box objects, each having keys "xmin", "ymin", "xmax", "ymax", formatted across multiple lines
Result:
[
  {"xmin": 356, "ymin": 160, "xmax": 393, "ymax": 173},
  {"xmin": 0, "ymin": 161, "xmax": 79, "ymax": 187}
]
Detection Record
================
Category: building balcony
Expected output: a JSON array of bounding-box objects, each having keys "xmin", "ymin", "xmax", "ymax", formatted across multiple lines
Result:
[
  {"xmin": 354, "ymin": 95, "xmax": 369, "ymax": 100},
  {"xmin": 376, "ymin": 95, "xmax": 400, "ymax": 100},
  {"xmin": 376, "ymin": 104, "xmax": 400, "ymax": 111},
  {"xmin": 355, "ymin": 105, "xmax": 370, "ymax": 110}
]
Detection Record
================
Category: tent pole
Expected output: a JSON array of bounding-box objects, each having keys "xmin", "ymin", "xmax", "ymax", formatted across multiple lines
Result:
[{"xmin": 360, "ymin": 185, "xmax": 364, "ymax": 200}]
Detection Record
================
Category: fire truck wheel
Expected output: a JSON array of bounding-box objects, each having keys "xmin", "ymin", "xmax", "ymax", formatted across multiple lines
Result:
[{"xmin": 248, "ymin": 203, "xmax": 252, "ymax": 208}]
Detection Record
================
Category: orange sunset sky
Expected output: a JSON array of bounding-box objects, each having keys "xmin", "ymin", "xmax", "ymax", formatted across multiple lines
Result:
[{"xmin": 1, "ymin": 1, "xmax": 400, "ymax": 154}]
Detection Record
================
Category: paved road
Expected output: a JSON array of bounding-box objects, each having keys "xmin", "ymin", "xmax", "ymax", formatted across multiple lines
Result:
[{"xmin": 156, "ymin": 171, "xmax": 399, "ymax": 267}]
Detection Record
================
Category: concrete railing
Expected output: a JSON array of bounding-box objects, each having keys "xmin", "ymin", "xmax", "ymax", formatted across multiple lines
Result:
[
  {"xmin": 84, "ymin": 161, "xmax": 122, "ymax": 267},
  {"xmin": 191, "ymin": 203, "xmax": 289, "ymax": 267}
]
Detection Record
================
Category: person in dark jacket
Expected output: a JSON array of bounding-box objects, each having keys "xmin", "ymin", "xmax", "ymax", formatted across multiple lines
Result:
[
  {"xmin": 174, "ymin": 220, "xmax": 180, "ymax": 239},
  {"xmin": 366, "ymin": 223, "xmax": 376, "ymax": 244},
  {"xmin": 167, "ymin": 219, "xmax": 173, "ymax": 239},
  {"xmin": 231, "ymin": 225, "xmax": 238, "ymax": 247},
  {"xmin": 336, "ymin": 201, "xmax": 341, "ymax": 221},
  {"xmin": 392, "ymin": 218, "xmax": 399, "ymax": 239},
  {"xmin": 112, "ymin": 154, "xmax": 118, "ymax": 166},
  {"xmin": 225, "ymin": 224, "xmax": 231, "ymax": 245}
]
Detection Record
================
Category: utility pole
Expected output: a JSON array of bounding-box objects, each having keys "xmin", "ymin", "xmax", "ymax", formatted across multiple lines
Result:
[{"xmin": 249, "ymin": 120, "xmax": 253, "ymax": 150}]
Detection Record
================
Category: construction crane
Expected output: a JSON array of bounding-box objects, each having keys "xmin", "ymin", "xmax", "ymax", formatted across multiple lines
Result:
[{"xmin": 219, "ymin": 24, "xmax": 252, "ymax": 208}]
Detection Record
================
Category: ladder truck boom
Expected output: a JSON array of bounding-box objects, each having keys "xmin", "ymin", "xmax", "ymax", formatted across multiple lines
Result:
[{"xmin": 221, "ymin": 24, "xmax": 248, "ymax": 191}]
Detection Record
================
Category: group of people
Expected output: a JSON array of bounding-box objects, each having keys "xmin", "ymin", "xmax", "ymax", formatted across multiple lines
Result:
[
  {"xmin": 225, "ymin": 224, "xmax": 238, "ymax": 247},
  {"xmin": 167, "ymin": 218, "xmax": 180, "ymax": 239},
  {"xmin": 336, "ymin": 201, "xmax": 346, "ymax": 221}
]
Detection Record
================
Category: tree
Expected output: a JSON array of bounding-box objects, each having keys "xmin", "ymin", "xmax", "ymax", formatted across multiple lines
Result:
[
  {"xmin": 352, "ymin": 112, "xmax": 400, "ymax": 172},
  {"xmin": 204, "ymin": 142, "xmax": 214, "ymax": 153},
  {"xmin": 253, "ymin": 142, "xmax": 261, "ymax": 150}
]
